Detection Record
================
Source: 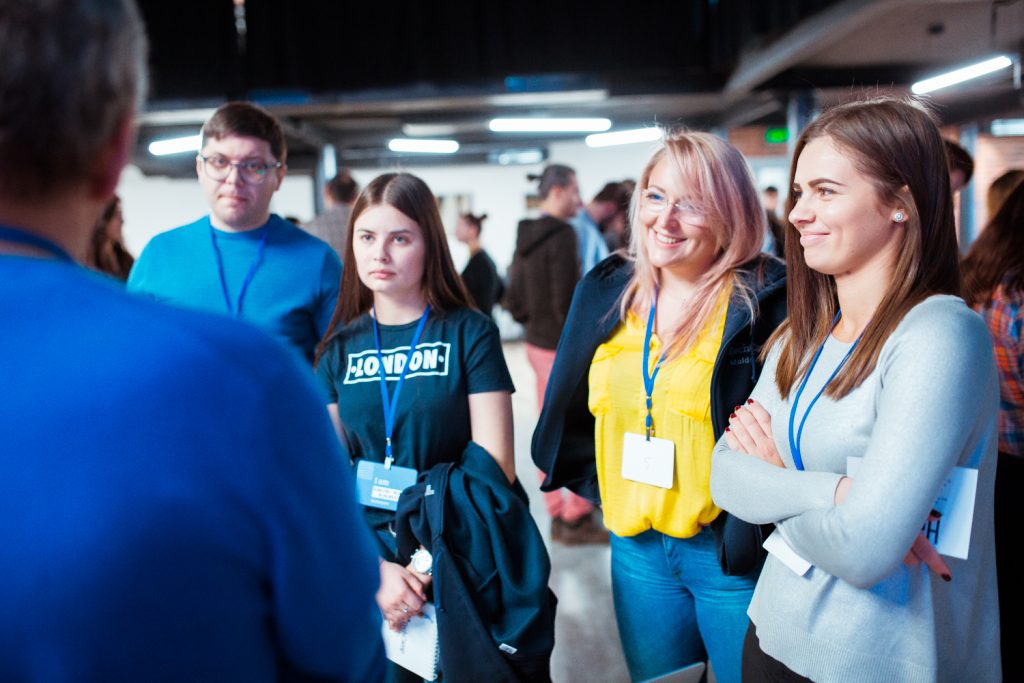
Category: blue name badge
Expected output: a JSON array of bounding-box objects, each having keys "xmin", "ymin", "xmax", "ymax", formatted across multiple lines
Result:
[{"xmin": 355, "ymin": 459, "xmax": 419, "ymax": 511}]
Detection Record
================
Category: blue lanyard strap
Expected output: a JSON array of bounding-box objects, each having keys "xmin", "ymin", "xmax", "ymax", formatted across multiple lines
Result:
[
  {"xmin": 372, "ymin": 305, "xmax": 431, "ymax": 468},
  {"xmin": 787, "ymin": 312, "xmax": 861, "ymax": 471},
  {"xmin": 0, "ymin": 225, "xmax": 74, "ymax": 263},
  {"xmin": 642, "ymin": 293, "xmax": 667, "ymax": 440},
  {"xmin": 209, "ymin": 221, "xmax": 270, "ymax": 318}
]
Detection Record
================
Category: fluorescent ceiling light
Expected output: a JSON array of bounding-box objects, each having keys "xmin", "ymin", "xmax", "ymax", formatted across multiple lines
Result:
[
  {"xmin": 586, "ymin": 127, "xmax": 662, "ymax": 148},
  {"xmin": 991, "ymin": 119, "xmax": 1024, "ymax": 136},
  {"xmin": 387, "ymin": 138, "xmax": 459, "ymax": 154},
  {"xmin": 148, "ymin": 134, "xmax": 202, "ymax": 156},
  {"xmin": 911, "ymin": 55, "xmax": 1013, "ymax": 95},
  {"xmin": 489, "ymin": 118, "xmax": 612, "ymax": 133}
]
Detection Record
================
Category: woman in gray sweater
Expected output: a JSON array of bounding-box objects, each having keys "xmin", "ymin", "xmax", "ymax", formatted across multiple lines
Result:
[{"xmin": 710, "ymin": 97, "xmax": 1000, "ymax": 682}]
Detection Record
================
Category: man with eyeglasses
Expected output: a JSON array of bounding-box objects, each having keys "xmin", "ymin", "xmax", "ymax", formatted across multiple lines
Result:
[{"xmin": 128, "ymin": 102, "xmax": 342, "ymax": 363}]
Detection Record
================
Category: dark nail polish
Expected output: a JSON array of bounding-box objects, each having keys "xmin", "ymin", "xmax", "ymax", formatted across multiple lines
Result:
[
  {"xmin": 725, "ymin": 427, "xmax": 731, "ymax": 432},
  {"xmin": 930, "ymin": 508, "xmax": 942, "ymax": 518},
  {"xmin": 942, "ymin": 573, "xmax": 952, "ymax": 582}
]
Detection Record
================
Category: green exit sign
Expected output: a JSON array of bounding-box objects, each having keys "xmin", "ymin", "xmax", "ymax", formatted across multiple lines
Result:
[{"xmin": 765, "ymin": 127, "xmax": 789, "ymax": 144}]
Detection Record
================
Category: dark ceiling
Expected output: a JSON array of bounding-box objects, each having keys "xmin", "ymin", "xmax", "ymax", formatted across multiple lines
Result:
[{"xmin": 133, "ymin": 0, "xmax": 1024, "ymax": 177}]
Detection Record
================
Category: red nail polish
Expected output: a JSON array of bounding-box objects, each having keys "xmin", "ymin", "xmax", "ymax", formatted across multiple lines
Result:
[
  {"xmin": 734, "ymin": 405, "xmax": 741, "ymax": 411},
  {"xmin": 747, "ymin": 399, "xmax": 754, "ymax": 404},
  {"xmin": 725, "ymin": 427, "xmax": 730, "ymax": 432}
]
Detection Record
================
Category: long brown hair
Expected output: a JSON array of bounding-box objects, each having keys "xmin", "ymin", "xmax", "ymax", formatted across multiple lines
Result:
[
  {"xmin": 963, "ymin": 181, "xmax": 1024, "ymax": 307},
  {"xmin": 770, "ymin": 97, "xmax": 961, "ymax": 399},
  {"xmin": 620, "ymin": 129, "xmax": 766, "ymax": 360},
  {"xmin": 314, "ymin": 172, "xmax": 472, "ymax": 365}
]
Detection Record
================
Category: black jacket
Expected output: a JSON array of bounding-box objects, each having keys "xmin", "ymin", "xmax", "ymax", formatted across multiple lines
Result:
[
  {"xmin": 505, "ymin": 216, "xmax": 580, "ymax": 349},
  {"xmin": 394, "ymin": 443, "xmax": 557, "ymax": 683},
  {"xmin": 531, "ymin": 253, "xmax": 787, "ymax": 575}
]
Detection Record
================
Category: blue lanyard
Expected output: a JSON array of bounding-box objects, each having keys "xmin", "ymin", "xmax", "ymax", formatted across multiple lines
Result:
[
  {"xmin": 372, "ymin": 305, "xmax": 431, "ymax": 468},
  {"xmin": 642, "ymin": 292, "xmax": 667, "ymax": 440},
  {"xmin": 787, "ymin": 312, "xmax": 861, "ymax": 471},
  {"xmin": 209, "ymin": 220, "xmax": 270, "ymax": 318},
  {"xmin": 0, "ymin": 225, "xmax": 74, "ymax": 263}
]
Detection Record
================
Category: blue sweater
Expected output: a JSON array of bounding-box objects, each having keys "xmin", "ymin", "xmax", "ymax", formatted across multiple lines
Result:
[
  {"xmin": 1, "ymin": 255, "xmax": 384, "ymax": 682},
  {"xmin": 128, "ymin": 214, "xmax": 341, "ymax": 362}
]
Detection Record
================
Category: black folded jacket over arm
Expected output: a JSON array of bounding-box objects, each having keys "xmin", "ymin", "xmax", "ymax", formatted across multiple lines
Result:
[{"xmin": 394, "ymin": 442, "xmax": 557, "ymax": 683}]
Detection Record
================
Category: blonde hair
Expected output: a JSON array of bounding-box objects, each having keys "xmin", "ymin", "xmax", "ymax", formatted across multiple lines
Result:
[{"xmin": 620, "ymin": 130, "xmax": 766, "ymax": 359}]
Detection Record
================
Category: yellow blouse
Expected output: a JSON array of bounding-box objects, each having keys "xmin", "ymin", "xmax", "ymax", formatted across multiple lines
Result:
[{"xmin": 588, "ymin": 290, "xmax": 729, "ymax": 538}]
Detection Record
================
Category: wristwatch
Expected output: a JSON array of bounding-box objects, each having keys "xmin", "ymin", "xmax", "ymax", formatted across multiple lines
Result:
[{"xmin": 411, "ymin": 547, "xmax": 433, "ymax": 575}]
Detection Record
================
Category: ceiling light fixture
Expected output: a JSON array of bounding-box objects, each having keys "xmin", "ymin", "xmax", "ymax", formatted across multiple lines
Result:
[
  {"xmin": 148, "ymin": 134, "xmax": 202, "ymax": 156},
  {"xmin": 387, "ymin": 138, "xmax": 460, "ymax": 154},
  {"xmin": 911, "ymin": 55, "xmax": 1013, "ymax": 95},
  {"xmin": 585, "ymin": 127, "xmax": 662, "ymax": 148},
  {"xmin": 489, "ymin": 117, "xmax": 612, "ymax": 133}
]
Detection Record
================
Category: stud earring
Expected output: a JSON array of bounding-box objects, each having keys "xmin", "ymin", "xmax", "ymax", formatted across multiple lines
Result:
[{"xmin": 893, "ymin": 211, "xmax": 906, "ymax": 222}]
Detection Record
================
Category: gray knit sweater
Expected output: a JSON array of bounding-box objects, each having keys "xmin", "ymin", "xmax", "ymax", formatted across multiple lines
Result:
[{"xmin": 711, "ymin": 295, "xmax": 1000, "ymax": 683}]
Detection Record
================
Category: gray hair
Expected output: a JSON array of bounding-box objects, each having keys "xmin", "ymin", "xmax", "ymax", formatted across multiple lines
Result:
[{"xmin": 0, "ymin": 0, "xmax": 148, "ymax": 199}]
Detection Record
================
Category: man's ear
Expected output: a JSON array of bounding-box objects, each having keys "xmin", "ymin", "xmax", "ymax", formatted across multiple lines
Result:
[
  {"xmin": 273, "ymin": 163, "xmax": 287, "ymax": 191},
  {"xmin": 89, "ymin": 114, "xmax": 135, "ymax": 200}
]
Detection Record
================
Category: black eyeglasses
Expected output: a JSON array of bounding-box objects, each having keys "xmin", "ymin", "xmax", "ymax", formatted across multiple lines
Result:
[{"xmin": 198, "ymin": 154, "xmax": 282, "ymax": 185}]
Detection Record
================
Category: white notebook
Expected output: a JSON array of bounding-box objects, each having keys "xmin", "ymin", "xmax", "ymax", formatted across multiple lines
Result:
[{"xmin": 381, "ymin": 603, "xmax": 439, "ymax": 681}]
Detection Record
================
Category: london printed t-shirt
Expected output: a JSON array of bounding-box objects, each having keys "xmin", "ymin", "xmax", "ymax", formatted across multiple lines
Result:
[{"xmin": 316, "ymin": 306, "xmax": 514, "ymax": 557}]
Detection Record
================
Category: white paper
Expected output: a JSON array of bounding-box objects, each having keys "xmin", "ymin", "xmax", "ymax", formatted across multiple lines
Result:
[
  {"xmin": 847, "ymin": 457, "xmax": 978, "ymax": 560},
  {"xmin": 764, "ymin": 530, "xmax": 813, "ymax": 576},
  {"xmin": 621, "ymin": 432, "xmax": 675, "ymax": 489},
  {"xmin": 381, "ymin": 603, "xmax": 439, "ymax": 680}
]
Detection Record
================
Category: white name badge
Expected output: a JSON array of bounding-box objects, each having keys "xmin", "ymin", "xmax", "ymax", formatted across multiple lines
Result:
[
  {"xmin": 764, "ymin": 530, "xmax": 812, "ymax": 576},
  {"xmin": 847, "ymin": 457, "xmax": 978, "ymax": 560},
  {"xmin": 355, "ymin": 459, "xmax": 418, "ymax": 511},
  {"xmin": 621, "ymin": 432, "xmax": 675, "ymax": 489}
]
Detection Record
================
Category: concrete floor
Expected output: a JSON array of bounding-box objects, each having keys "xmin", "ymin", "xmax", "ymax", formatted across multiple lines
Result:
[{"xmin": 505, "ymin": 341, "xmax": 631, "ymax": 683}]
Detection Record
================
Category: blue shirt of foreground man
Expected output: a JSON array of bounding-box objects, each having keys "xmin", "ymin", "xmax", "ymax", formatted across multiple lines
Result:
[
  {"xmin": 0, "ymin": 1, "xmax": 384, "ymax": 681},
  {"xmin": 128, "ymin": 101, "xmax": 341, "ymax": 364}
]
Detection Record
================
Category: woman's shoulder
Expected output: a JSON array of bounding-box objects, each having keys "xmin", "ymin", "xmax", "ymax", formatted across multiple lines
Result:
[
  {"xmin": 582, "ymin": 252, "xmax": 633, "ymax": 288},
  {"xmin": 436, "ymin": 305, "xmax": 499, "ymax": 337},
  {"xmin": 889, "ymin": 295, "xmax": 992, "ymax": 362}
]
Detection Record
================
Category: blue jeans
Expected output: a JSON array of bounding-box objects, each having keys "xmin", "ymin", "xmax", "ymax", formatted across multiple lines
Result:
[{"xmin": 610, "ymin": 527, "xmax": 758, "ymax": 683}]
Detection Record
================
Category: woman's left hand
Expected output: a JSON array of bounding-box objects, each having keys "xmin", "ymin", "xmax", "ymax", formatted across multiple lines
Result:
[{"xmin": 725, "ymin": 400, "xmax": 785, "ymax": 467}]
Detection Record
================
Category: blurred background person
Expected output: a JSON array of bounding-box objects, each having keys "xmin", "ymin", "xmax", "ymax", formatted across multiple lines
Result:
[
  {"xmin": 600, "ymin": 179, "xmax": 635, "ymax": 253},
  {"xmin": 963, "ymin": 180, "xmax": 1024, "ymax": 683},
  {"xmin": 85, "ymin": 195, "xmax": 134, "ymax": 281},
  {"xmin": 986, "ymin": 168, "xmax": 1024, "ymax": 219},
  {"xmin": 508, "ymin": 164, "xmax": 608, "ymax": 544},
  {"xmin": 454, "ymin": 211, "xmax": 503, "ymax": 321},
  {"xmin": 571, "ymin": 181, "xmax": 631, "ymax": 275},
  {"xmin": 761, "ymin": 186, "xmax": 786, "ymax": 258},
  {"xmin": 945, "ymin": 138, "xmax": 974, "ymax": 194},
  {"xmin": 304, "ymin": 169, "xmax": 359, "ymax": 258}
]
